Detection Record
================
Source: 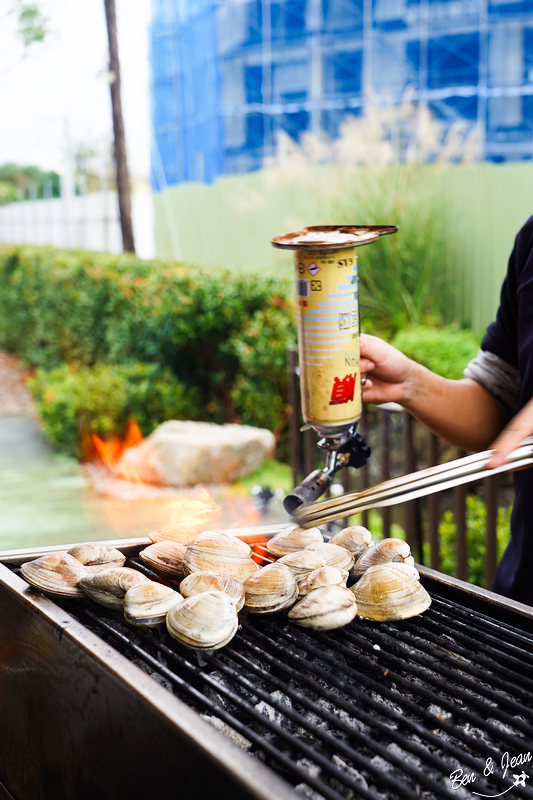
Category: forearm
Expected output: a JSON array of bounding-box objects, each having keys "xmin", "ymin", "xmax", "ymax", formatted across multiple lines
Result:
[{"xmin": 399, "ymin": 362, "xmax": 505, "ymax": 452}]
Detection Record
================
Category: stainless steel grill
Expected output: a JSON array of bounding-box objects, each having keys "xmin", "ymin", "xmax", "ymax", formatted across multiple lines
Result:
[{"xmin": 1, "ymin": 530, "xmax": 532, "ymax": 800}]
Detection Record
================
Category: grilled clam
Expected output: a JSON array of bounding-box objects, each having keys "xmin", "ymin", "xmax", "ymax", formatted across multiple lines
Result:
[
  {"xmin": 277, "ymin": 550, "xmax": 326, "ymax": 585},
  {"xmin": 243, "ymin": 563, "xmax": 298, "ymax": 614},
  {"xmin": 298, "ymin": 566, "xmax": 349, "ymax": 597},
  {"xmin": 384, "ymin": 562, "xmax": 420, "ymax": 582},
  {"xmin": 329, "ymin": 526, "xmax": 373, "ymax": 558},
  {"xmin": 79, "ymin": 567, "xmax": 149, "ymax": 610},
  {"xmin": 304, "ymin": 542, "xmax": 354, "ymax": 572},
  {"xmin": 288, "ymin": 585, "xmax": 357, "ymax": 630},
  {"xmin": 166, "ymin": 590, "xmax": 238, "ymax": 650},
  {"xmin": 139, "ymin": 540, "xmax": 187, "ymax": 577},
  {"xmin": 180, "ymin": 571, "xmax": 245, "ymax": 611},
  {"xmin": 123, "ymin": 581, "xmax": 180, "ymax": 627},
  {"xmin": 350, "ymin": 563, "xmax": 430, "ymax": 621},
  {"xmin": 266, "ymin": 525, "xmax": 323, "ymax": 557},
  {"xmin": 149, "ymin": 521, "xmax": 201, "ymax": 546},
  {"xmin": 68, "ymin": 542, "xmax": 125, "ymax": 573},
  {"xmin": 353, "ymin": 538, "xmax": 415, "ymax": 577},
  {"xmin": 21, "ymin": 552, "xmax": 87, "ymax": 598},
  {"xmin": 183, "ymin": 530, "xmax": 258, "ymax": 581}
]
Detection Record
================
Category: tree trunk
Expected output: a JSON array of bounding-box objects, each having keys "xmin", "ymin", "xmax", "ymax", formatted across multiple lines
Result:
[{"xmin": 104, "ymin": 0, "xmax": 135, "ymax": 254}]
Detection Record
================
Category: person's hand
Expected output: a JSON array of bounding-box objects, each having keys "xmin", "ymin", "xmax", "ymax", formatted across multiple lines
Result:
[
  {"xmin": 360, "ymin": 333, "xmax": 415, "ymax": 406},
  {"xmin": 488, "ymin": 396, "xmax": 533, "ymax": 468}
]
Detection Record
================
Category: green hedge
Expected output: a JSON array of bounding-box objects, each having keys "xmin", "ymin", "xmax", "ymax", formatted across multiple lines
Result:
[
  {"xmin": 0, "ymin": 245, "xmax": 296, "ymax": 455},
  {"xmin": 391, "ymin": 325, "xmax": 482, "ymax": 380}
]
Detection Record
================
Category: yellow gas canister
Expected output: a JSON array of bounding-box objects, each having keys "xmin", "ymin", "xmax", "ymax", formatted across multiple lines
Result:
[{"xmin": 272, "ymin": 225, "xmax": 397, "ymax": 439}]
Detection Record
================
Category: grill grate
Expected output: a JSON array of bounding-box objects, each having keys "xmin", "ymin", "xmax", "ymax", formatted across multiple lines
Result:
[{"xmin": 32, "ymin": 548, "xmax": 533, "ymax": 800}]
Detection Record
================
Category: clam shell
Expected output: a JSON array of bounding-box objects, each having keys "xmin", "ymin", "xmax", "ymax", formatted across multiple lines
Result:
[
  {"xmin": 276, "ymin": 550, "xmax": 326, "ymax": 584},
  {"xmin": 183, "ymin": 530, "xmax": 258, "ymax": 581},
  {"xmin": 329, "ymin": 526, "xmax": 373, "ymax": 557},
  {"xmin": 288, "ymin": 585, "xmax": 357, "ymax": 630},
  {"xmin": 180, "ymin": 571, "xmax": 245, "ymax": 611},
  {"xmin": 149, "ymin": 521, "xmax": 201, "ymax": 545},
  {"xmin": 353, "ymin": 538, "xmax": 415, "ymax": 577},
  {"xmin": 21, "ymin": 552, "xmax": 87, "ymax": 598},
  {"xmin": 79, "ymin": 567, "xmax": 149, "ymax": 610},
  {"xmin": 266, "ymin": 525, "xmax": 323, "ymax": 557},
  {"xmin": 298, "ymin": 566, "xmax": 349, "ymax": 596},
  {"xmin": 351, "ymin": 563, "xmax": 431, "ymax": 621},
  {"xmin": 384, "ymin": 562, "xmax": 420, "ymax": 582},
  {"xmin": 166, "ymin": 590, "xmax": 238, "ymax": 650},
  {"xmin": 68, "ymin": 542, "xmax": 125, "ymax": 573},
  {"xmin": 139, "ymin": 541, "xmax": 187, "ymax": 577},
  {"xmin": 243, "ymin": 563, "xmax": 298, "ymax": 614},
  {"xmin": 123, "ymin": 581, "xmax": 181, "ymax": 627},
  {"xmin": 304, "ymin": 542, "xmax": 354, "ymax": 572}
]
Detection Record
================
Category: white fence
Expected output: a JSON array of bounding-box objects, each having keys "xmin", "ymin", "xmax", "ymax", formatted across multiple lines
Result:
[{"xmin": 0, "ymin": 190, "xmax": 156, "ymax": 260}]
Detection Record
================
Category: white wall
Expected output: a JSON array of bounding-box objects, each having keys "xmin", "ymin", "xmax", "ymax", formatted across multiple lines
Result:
[{"xmin": 0, "ymin": 190, "xmax": 156, "ymax": 261}]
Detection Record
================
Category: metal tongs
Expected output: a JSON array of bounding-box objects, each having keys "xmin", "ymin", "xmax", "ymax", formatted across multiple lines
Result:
[{"xmin": 293, "ymin": 437, "xmax": 533, "ymax": 528}]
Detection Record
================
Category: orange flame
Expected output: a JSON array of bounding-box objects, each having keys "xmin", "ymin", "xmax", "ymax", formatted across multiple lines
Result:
[
  {"xmin": 166, "ymin": 486, "xmax": 223, "ymax": 527},
  {"xmin": 91, "ymin": 419, "xmax": 144, "ymax": 472}
]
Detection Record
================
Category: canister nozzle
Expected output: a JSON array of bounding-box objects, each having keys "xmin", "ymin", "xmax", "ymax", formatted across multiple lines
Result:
[{"xmin": 284, "ymin": 431, "xmax": 371, "ymax": 514}]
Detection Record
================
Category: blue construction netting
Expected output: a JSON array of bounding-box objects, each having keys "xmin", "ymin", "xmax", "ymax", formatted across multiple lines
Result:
[{"xmin": 150, "ymin": 0, "xmax": 533, "ymax": 188}]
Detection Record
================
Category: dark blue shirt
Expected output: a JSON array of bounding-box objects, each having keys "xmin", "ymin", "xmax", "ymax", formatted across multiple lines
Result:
[{"xmin": 482, "ymin": 215, "xmax": 533, "ymax": 605}]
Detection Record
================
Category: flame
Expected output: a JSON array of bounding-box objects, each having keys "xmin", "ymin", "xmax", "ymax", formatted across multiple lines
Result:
[
  {"xmin": 166, "ymin": 486, "xmax": 223, "ymax": 527},
  {"xmin": 91, "ymin": 419, "xmax": 144, "ymax": 472}
]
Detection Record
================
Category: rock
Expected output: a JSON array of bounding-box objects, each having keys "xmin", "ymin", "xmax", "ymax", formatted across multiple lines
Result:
[{"xmin": 114, "ymin": 420, "xmax": 276, "ymax": 487}]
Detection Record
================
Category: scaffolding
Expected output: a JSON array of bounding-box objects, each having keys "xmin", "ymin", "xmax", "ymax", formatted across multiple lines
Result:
[{"xmin": 150, "ymin": 0, "xmax": 533, "ymax": 186}]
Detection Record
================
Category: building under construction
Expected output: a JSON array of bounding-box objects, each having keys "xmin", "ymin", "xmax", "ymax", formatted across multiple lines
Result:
[{"xmin": 150, "ymin": 0, "xmax": 533, "ymax": 186}]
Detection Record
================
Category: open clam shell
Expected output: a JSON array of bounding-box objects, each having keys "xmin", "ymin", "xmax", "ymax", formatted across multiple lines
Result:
[
  {"xmin": 123, "ymin": 581, "xmax": 180, "ymax": 627},
  {"xmin": 353, "ymin": 538, "xmax": 415, "ymax": 577},
  {"xmin": 288, "ymin": 585, "xmax": 357, "ymax": 630},
  {"xmin": 149, "ymin": 521, "xmax": 201, "ymax": 545},
  {"xmin": 180, "ymin": 571, "xmax": 245, "ymax": 611},
  {"xmin": 298, "ymin": 566, "xmax": 349, "ymax": 596},
  {"xmin": 139, "ymin": 541, "xmax": 187, "ymax": 577},
  {"xmin": 350, "ymin": 563, "xmax": 430, "ymax": 621},
  {"xmin": 243, "ymin": 563, "xmax": 298, "ymax": 614},
  {"xmin": 183, "ymin": 530, "xmax": 258, "ymax": 581},
  {"xmin": 304, "ymin": 542, "xmax": 354, "ymax": 572},
  {"xmin": 329, "ymin": 526, "xmax": 373, "ymax": 558},
  {"xmin": 79, "ymin": 567, "xmax": 149, "ymax": 610},
  {"xmin": 266, "ymin": 524, "xmax": 323, "ymax": 557},
  {"xmin": 166, "ymin": 590, "xmax": 238, "ymax": 650},
  {"xmin": 276, "ymin": 550, "xmax": 326, "ymax": 585},
  {"xmin": 68, "ymin": 542, "xmax": 125, "ymax": 573},
  {"xmin": 21, "ymin": 552, "xmax": 88, "ymax": 598}
]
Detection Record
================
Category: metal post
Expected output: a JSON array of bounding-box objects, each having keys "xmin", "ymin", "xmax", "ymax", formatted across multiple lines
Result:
[{"xmin": 360, "ymin": 405, "xmax": 370, "ymax": 530}]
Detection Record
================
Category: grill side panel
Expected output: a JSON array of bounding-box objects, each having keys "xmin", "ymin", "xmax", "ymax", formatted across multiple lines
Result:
[{"xmin": 0, "ymin": 565, "xmax": 297, "ymax": 800}]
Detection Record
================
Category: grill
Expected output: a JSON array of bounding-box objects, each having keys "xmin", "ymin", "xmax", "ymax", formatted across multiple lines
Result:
[{"xmin": 1, "ymin": 527, "xmax": 532, "ymax": 800}]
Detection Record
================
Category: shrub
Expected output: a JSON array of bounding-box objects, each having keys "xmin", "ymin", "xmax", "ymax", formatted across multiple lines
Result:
[
  {"xmin": 0, "ymin": 245, "xmax": 297, "ymax": 455},
  {"xmin": 436, "ymin": 495, "xmax": 511, "ymax": 587},
  {"xmin": 391, "ymin": 325, "xmax": 481, "ymax": 380},
  {"xmin": 30, "ymin": 362, "xmax": 204, "ymax": 458}
]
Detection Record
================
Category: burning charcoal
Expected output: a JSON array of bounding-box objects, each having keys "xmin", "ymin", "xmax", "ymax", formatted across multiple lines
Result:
[
  {"xmin": 295, "ymin": 758, "xmax": 322, "ymax": 779},
  {"xmin": 330, "ymin": 754, "xmax": 369, "ymax": 798}
]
